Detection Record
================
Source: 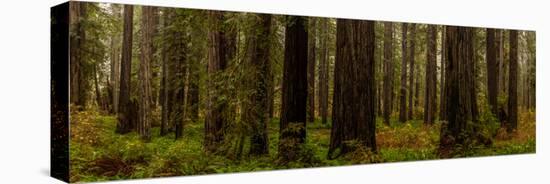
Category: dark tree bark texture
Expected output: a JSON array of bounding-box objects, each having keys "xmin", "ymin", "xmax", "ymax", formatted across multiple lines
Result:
[{"xmin": 328, "ymin": 19, "xmax": 376, "ymax": 159}]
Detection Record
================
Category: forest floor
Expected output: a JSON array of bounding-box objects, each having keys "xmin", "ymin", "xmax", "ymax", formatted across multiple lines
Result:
[{"xmin": 69, "ymin": 110, "xmax": 535, "ymax": 182}]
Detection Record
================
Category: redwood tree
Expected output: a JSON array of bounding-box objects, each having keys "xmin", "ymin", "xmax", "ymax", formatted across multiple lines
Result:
[
  {"xmin": 205, "ymin": 11, "xmax": 231, "ymax": 151},
  {"xmin": 424, "ymin": 25, "xmax": 437, "ymax": 125},
  {"xmin": 399, "ymin": 23, "xmax": 408, "ymax": 122},
  {"xmin": 408, "ymin": 23, "xmax": 416, "ymax": 119},
  {"xmin": 486, "ymin": 28, "xmax": 500, "ymax": 117},
  {"xmin": 307, "ymin": 17, "xmax": 317, "ymax": 123},
  {"xmin": 328, "ymin": 19, "xmax": 376, "ymax": 159},
  {"xmin": 508, "ymin": 30, "xmax": 518, "ymax": 132},
  {"xmin": 279, "ymin": 16, "xmax": 308, "ymax": 161},
  {"xmin": 318, "ymin": 19, "xmax": 330, "ymax": 124},
  {"xmin": 439, "ymin": 26, "xmax": 477, "ymax": 156},
  {"xmin": 69, "ymin": 2, "xmax": 88, "ymax": 110},
  {"xmin": 382, "ymin": 22, "xmax": 394, "ymax": 125},
  {"xmin": 116, "ymin": 5, "xmax": 134, "ymax": 134},
  {"xmin": 137, "ymin": 6, "xmax": 154, "ymax": 141},
  {"xmin": 243, "ymin": 14, "xmax": 272, "ymax": 156},
  {"xmin": 439, "ymin": 26, "xmax": 447, "ymax": 120}
]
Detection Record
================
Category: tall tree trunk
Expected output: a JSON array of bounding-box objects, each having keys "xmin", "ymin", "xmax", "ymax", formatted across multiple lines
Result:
[
  {"xmin": 498, "ymin": 30, "xmax": 506, "ymax": 97},
  {"xmin": 150, "ymin": 7, "xmax": 160, "ymax": 108},
  {"xmin": 527, "ymin": 32, "xmax": 536, "ymax": 109},
  {"xmin": 171, "ymin": 10, "xmax": 188, "ymax": 140},
  {"xmin": 408, "ymin": 24, "xmax": 416, "ymax": 119},
  {"xmin": 439, "ymin": 26, "xmax": 477, "ymax": 157},
  {"xmin": 279, "ymin": 16, "xmax": 308, "ymax": 162},
  {"xmin": 382, "ymin": 22, "xmax": 394, "ymax": 125},
  {"xmin": 160, "ymin": 8, "xmax": 170, "ymax": 136},
  {"xmin": 205, "ymin": 11, "xmax": 231, "ymax": 151},
  {"xmin": 399, "ymin": 23, "xmax": 408, "ymax": 122},
  {"xmin": 244, "ymin": 14, "xmax": 272, "ymax": 156},
  {"xmin": 439, "ymin": 26, "xmax": 446, "ymax": 120},
  {"xmin": 138, "ymin": 6, "xmax": 154, "ymax": 141},
  {"xmin": 109, "ymin": 5, "xmax": 121, "ymax": 114},
  {"xmin": 69, "ymin": 2, "xmax": 88, "ymax": 110},
  {"xmin": 328, "ymin": 19, "xmax": 376, "ymax": 159},
  {"xmin": 307, "ymin": 18, "xmax": 317, "ymax": 123},
  {"xmin": 116, "ymin": 5, "xmax": 134, "ymax": 134},
  {"xmin": 318, "ymin": 19, "xmax": 329, "ymax": 125},
  {"xmin": 507, "ymin": 30, "xmax": 518, "ymax": 132},
  {"xmin": 424, "ymin": 25, "xmax": 437, "ymax": 125},
  {"xmin": 486, "ymin": 28, "xmax": 500, "ymax": 117}
]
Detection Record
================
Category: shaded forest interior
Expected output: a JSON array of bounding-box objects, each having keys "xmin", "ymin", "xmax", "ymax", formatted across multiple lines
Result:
[{"xmin": 65, "ymin": 2, "xmax": 536, "ymax": 182}]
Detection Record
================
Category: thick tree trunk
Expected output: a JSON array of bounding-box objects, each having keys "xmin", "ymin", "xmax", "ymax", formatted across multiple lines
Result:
[
  {"xmin": 116, "ymin": 5, "xmax": 134, "ymax": 134},
  {"xmin": 307, "ymin": 18, "xmax": 317, "ymax": 123},
  {"xmin": 507, "ymin": 30, "xmax": 518, "ymax": 132},
  {"xmin": 486, "ymin": 28, "xmax": 500, "ymax": 117},
  {"xmin": 439, "ymin": 26, "xmax": 477, "ymax": 157},
  {"xmin": 244, "ymin": 14, "xmax": 272, "ymax": 156},
  {"xmin": 382, "ymin": 22, "xmax": 394, "ymax": 125},
  {"xmin": 424, "ymin": 25, "xmax": 437, "ymax": 125},
  {"xmin": 399, "ymin": 23, "xmax": 408, "ymax": 122},
  {"xmin": 328, "ymin": 19, "xmax": 376, "ymax": 159},
  {"xmin": 137, "ymin": 6, "xmax": 154, "ymax": 141},
  {"xmin": 408, "ymin": 24, "xmax": 416, "ymax": 119},
  {"xmin": 279, "ymin": 16, "xmax": 308, "ymax": 162},
  {"xmin": 318, "ymin": 19, "xmax": 330, "ymax": 125}
]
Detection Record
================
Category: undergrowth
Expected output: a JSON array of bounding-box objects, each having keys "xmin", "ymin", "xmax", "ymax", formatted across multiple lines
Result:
[{"xmin": 69, "ymin": 110, "xmax": 535, "ymax": 182}]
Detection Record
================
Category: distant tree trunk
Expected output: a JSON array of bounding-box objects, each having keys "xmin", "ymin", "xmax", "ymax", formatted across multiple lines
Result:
[
  {"xmin": 328, "ymin": 19, "xmax": 376, "ymax": 159},
  {"xmin": 205, "ymin": 11, "xmax": 231, "ymax": 151},
  {"xmin": 382, "ymin": 22, "xmax": 394, "ymax": 125},
  {"xmin": 137, "ymin": 6, "xmax": 154, "ymax": 141},
  {"xmin": 278, "ymin": 16, "xmax": 308, "ymax": 162},
  {"xmin": 439, "ymin": 26, "xmax": 477, "ymax": 157},
  {"xmin": 507, "ymin": 30, "xmax": 518, "ymax": 132},
  {"xmin": 244, "ymin": 14, "xmax": 272, "ymax": 156},
  {"xmin": 109, "ymin": 5, "xmax": 121, "ymax": 114},
  {"xmin": 408, "ymin": 24, "xmax": 416, "ymax": 119},
  {"xmin": 69, "ymin": 2, "xmax": 88, "ymax": 110},
  {"xmin": 399, "ymin": 23, "xmax": 408, "ymax": 122},
  {"xmin": 307, "ymin": 18, "xmax": 317, "ymax": 123},
  {"xmin": 318, "ymin": 19, "xmax": 329, "ymax": 124},
  {"xmin": 116, "ymin": 5, "xmax": 134, "ymax": 134},
  {"xmin": 187, "ymin": 68, "xmax": 200, "ymax": 123},
  {"xmin": 424, "ymin": 25, "xmax": 437, "ymax": 125},
  {"xmin": 93, "ymin": 64, "xmax": 104, "ymax": 111},
  {"xmin": 486, "ymin": 28, "xmax": 499, "ymax": 117},
  {"xmin": 439, "ymin": 26, "xmax": 446, "ymax": 120}
]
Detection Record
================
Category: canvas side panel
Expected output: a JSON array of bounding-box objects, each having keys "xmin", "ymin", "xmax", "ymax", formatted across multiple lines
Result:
[{"xmin": 51, "ymin": 1, "xmax": 70, "ymax": 182}]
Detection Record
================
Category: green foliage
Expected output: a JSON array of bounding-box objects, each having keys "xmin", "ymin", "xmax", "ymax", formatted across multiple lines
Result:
[{"xmin": 70, "ymin": 110, "xmax": 535, "ymax": 183}]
